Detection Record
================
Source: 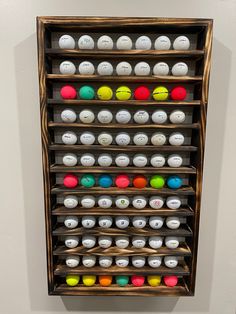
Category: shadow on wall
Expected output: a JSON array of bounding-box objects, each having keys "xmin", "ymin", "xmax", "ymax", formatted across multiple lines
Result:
[{"xmin": 14, "ymin": 32, "xmax": 231, "ymax": 312}]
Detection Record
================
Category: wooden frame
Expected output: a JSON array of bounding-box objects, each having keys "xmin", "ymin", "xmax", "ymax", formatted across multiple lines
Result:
[{"xmin": 37, "ymin": 16, "xmax": 213, "ymax": 296}]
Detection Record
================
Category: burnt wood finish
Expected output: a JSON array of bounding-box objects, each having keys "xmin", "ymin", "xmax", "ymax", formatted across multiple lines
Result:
[{"xmin": 37, "ymin": 16, "xmax": 213, "ymax": 296}]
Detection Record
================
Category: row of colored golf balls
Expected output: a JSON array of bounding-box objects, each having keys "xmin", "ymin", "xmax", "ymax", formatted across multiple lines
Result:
[
  {"xmin": 59, "ymin": 34, "xmax": 191, "ymax": 51},
  {"xmin": 61, "ymin": 131, "xmax": 186, "ymax": 146},
  {"xmin": 65, "ymin": 234, "xmax": 181, "ymax": 250},
  {"xmin": 60, "ymin": 60, "xmax": 189, "ymax": 76},
  {"xmin": 63, "ymin": 194, "xmax": 182, "ymax": 210},
  {"xmin": 63, "ymin": 215, "xmax": 181, "ymax": 230},
  {"xmin": 65, "ymin": 274, "xmax": 179, "ymax": 288},
  {"xmin": 62, "ymin": 153, "xmax": 184, "ymax": 168},
  {"xmin": 63, "ymin": 174, "xmax": 183, "ymax": 189},
  {"xmin": 60, "ymin": 108, "xmax": 186, "ymax": 124},
  {"xmin": 65, "ymin": 255, "xmax": 181, "ymax": 269},
  {"xmin": 60, "ymin": 85, "xmax": 187, "ymax": 101}
]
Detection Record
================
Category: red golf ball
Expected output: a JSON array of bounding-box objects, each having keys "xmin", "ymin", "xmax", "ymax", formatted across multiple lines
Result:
[
  {"xmin": 134, "ymin": 86, "xmax": 150, "ymax": 100},
  {"xmin": 60, "ymin": 85, "xmax": 77, "ymax": 99},
  {"xmin": 115, "ymin": 174, "xmax": 130, "ymax": 188},
  {"xmin": 170, "ymin": 86, "xmax": 187, "ymax": 101},
  {"xmin": 63, "ymin": 174, "xmax": 79, "ymax": 188},
  {"xmin": 131, "ymin": 275, "xmax": 145, "ymax": 287},
  {"xmin": 164, "ymin": 275, "xmax": 178, "ymax": 287}
]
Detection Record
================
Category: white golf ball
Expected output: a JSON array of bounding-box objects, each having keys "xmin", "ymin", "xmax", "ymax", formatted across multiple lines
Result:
[
  {"xmin": 98, "ymin": 154, "xmax": 113, "ymax": 167},
  {"xmin": 116, "ymin": 36, "xmax": 132, "ymax": 50},
  {"xmin": 82, "ymin": 235, "xmax": 96, "ymax": 248},
  {"xmin": 133, "ymin": 154, "xmax": 148, "ymax": 167},
  {"xmin": 164, "ymin": 256, "xmax": 178, "ymax": 268},
  {"xmin": 81, "ymin": 195, "xmax": 96, "ymax": 208},
  {"xmin": 82, "ymin": 255, "xmax": 96, "ymax": 268},
  {"xmin": 166, "ymin": 196, "xmax": 181, "ymax": 209},
  {"xmin": 173, "ymin": 36, "xmax": 190, "ymax": 50},
  {"xmin": 98, "ymin": 132, "xmax": 113, "ymax": 146},
  {"xmin": 64, "ymin": 195, "xmax": 79, "ymax": 209},
  {"xmin": 62, "ymin": 153, "xmax": 78, "ymax": 166},
  {"xmin": 151, "ymin": 110, "xmax": 168, "ymax": 124},
  {"xmin": 115, "ymin": 133, "xmax": 131, "ymax": 146},
  {"xmin": 78, "ymin": 35, "xmax": 95, "ymax": 49},
  {"xmin": 79, "ymin": 109, "xmax": 95, "ymax": 123},
  {"xmin": 98, "ymin": 235, "xmax": 112, "ymax": 248},
  {"xmin": 167, "ymin": 154, "xmax": 183, "ymax": 168},
  {"xmin": 99, "ymin": 256, "xmax": 113, "ymax": 268},
  {"xmin": 132, "ymin": 256, "xmax": 146, "ymax": 268},
  {"xmin": 132, "ymin": 216, "xmax": 147, "ymax": 229},
  {"xmin": 135, "ymin": 36, "xmax": 152, "ymax": 50},
  {"xmin": 80, "ymin": 132, "xmax": 95, "ymax": 145},
  {"xmin": 59, "ymin": 61, "xmax": 76, "ymax": 74},
  {"xmin": 133, "ymin": 133, "xmax": 148, "ymax": 146},
  {"xmin": 115, "ymin": 236, "xmax": 129, "ymax": 248},
  {"xmin": 62, "ymin": 131, "xmax": 77, "ymax": 145},
  {"xmin": 98, "ymin": 216, "xmax": 113, "ymax": 228},
  {"xmin": 153, "ymin": 62, "xmax": 169, "ymax": 76},
  {"xmin": 115, "ymin": 154, "xmax": 130, "ymax": 167},
  {"xmin": 148, "ymin": 256, "xmax": 162, "ymax": 268},
  {"xmin": 98, "ymin": 195, "xmax": 113, "ymax": 208},
  {"xmin": 150, "ymin": 154, "xmax": 166, "ymax": 167},
  {"xmin": 65, "ymin": 236, "xmax": 79, "ymax": 248},
  {"xmin": 134, "ymin": 62, "xmax": 150, "ymax": 76},
  {"xmin": 59, "ymin": 35, "xmax": 75, "ymax": 49},
  {"xmin": 80, "ymin": 153, "xmax": 95, "ymax": 166},
  {"xmin": 151, "ymin": 132, "xmax": 166, "ymax": 146},
  {"xmin": 115, "ymin": 110, "xmax": 131, "ymax": 124},
  {"xmin": 61, "ymin": 108, "xmax": 77, "ymax": 123},
  {"xmin": 116, "ymin": 61, "xmax": 132, "ymax": 76},
  {"xmin": 132, "ymin": 236, "xmax": 146, "ymax": 248},
  {"xmin": 169, "ymin": 110, "xmax": 186, "ymax": 124},
  {"xmin": 171, "ymin": 62, "xmax": 188, "ymax": 76},
  {"xmin": 165, "ymin": 236, "xmax": 180, "ymax": 249},
  {"xmin": 149, "ymin": 216, "xmax": 164, "ymax": 229},
  {"xmin": 169, "ymin": 132, "xmax": 185, "ymax": 146},
  {"xmin": 81, "ymin": 216, "xmax": 96, "ymax": 229},
  {"xmin": 97, "ymin": 109, "xmax": 113, "ymax": 124},
  {"xmin": 97, "ymin": 35, "xmax": 114, "ymax": 49},
  {"xmin": 115, "ymin": 256, "xmax": 129, "ymax": 267},
  {"xmin": 78, "ymin": 61, "xmax": 95, "ymax": 75},
  {"xmin": 154, "ymin": 36, "xmax": 171, "ymax": 50},
  {"xmin": 133, "ymin": 110, "xmax": 149, "ymax": 124},
  {"xmin": 148, "ymin": 236, "xmax": 163, "ymax": 249},
  {"xmin": 166, "ymin": 216, "xmax": 181, "ymax": 229},
  {"xmin": 97, "ymin": 61, "xmax": 113, "ymax": 75},
  {"xmin": 149, "ymin": 196, "xmax": 164, "ymax": 209},
  {"xmin": 132, "ymin": 196, "xmax": 147, "ymax": 209},
  {"xmin": 115, "ymin": 216, "xmax": 129, "ymax": 229},
  {"xmin": 66, "ymin": 256, "xmax": 80, "ymax": 268},
  {"xmin": 115, "ymin": 195, "xmax": 130, "ymax": 209},
  {"xmin": 64, "ymin": 216, "xmax": 79, "ymax": 229}
]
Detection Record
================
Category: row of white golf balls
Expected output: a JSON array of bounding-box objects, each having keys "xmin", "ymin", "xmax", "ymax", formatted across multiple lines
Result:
[
  {"xmin": 60, "ymin": 108, "xmax": 186, "ymax": 124},
  {"xmin": 59, "ymin": 34, "xmax": 191, "ymax": 51},
  {"xmin": 64, "ymin": 195, "xmax": 182, "ymax": 210},
  {"xmin": 65, "ymin": 254, "xmax": 181, "ymax": 269},
  {"xmin": 63, "ymin": 215, "xmax": 181, "ymax": 230},
  {"xmin": 59, "ymin": 60, "xmax": 189, "ymax": 77},
  {"xmin": 61, "ymin": 130, "xmax": 185, "ymax": 146}
]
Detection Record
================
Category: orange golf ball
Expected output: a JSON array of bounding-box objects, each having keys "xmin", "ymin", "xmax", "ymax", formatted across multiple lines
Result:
[
  {"xmin": 133, "ymin": 175, "xmax": 148, "ymax": 188},
  {"xmin": 99, "ymin": 275, "xmax": 113, "ymax": 287}
]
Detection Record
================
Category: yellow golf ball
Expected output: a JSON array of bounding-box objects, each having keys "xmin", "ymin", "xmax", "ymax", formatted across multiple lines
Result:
[
  {"xmin": 152, "ymin": 86, "xmax": 169, "ymax": 101},
  {"xmin": 116, "ymin": 86, "xmax": 132, "ymax": 100},
  {"xmin": 66, "ymin": 274, "xmax": 80, "ymax": 286},
  {"xmin": 97, "ymin": 86, "xmax": 113, "ymax": 100},
  {"xmin": 82, "ymin": 275, "xmax": 96, "ymax": 286},
  {"xmin": 147, "ymin": 275, "xmax": 161, "ymax": 287}
]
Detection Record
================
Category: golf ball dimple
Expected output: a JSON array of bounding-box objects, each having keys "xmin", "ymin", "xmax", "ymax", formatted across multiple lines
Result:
[
  {"xmin": 164, "ymin": 256, "xmax": 178, "ymax": 268},
  {"xmin": 166, "ymin": 196, "xmax": 181, "ymax": 209},
  {"xmin": 63, "ymin": 153, "xmax": 78, "ymax": 166},
  {"xmin": 153, "ymin": 62, "xmax": 170, "ymax": 76},
  {"xmin": 149, "ymin": 236, "xmax": 163, "ymax": 249},
  {"xmin": 132, "ymin": 256, "xmax": 146, "ymax": 268},
  {"xmin": 79, "ymin": 109, "xmax": 95, "ymax": 123},
  {"xmin": 64, "ymin": 195, "xmax": 79, "ymax": 209},
  {"xmin": 149, "ymin": 196, "xmax": 164, "ymax": 209},
  {"xmin": 135, "ymin": 36, "xmax": 152, "ymax": 50},
  {"xmin": 98, "ymin": 154, "xmax": 113, "ymax": 167},
  {"xmin": 98, "ymin": 216, "xmax": 113, "ymax": 228},
  {"xmin": 169, "ymin": 132, "xmax": 185, "ymax": 146},
  {"xmin": 80, "ymin": 132, "xmax": 95, "ymax": 145},
  {"xmin": 78, "ymin": 35, "xmax": 95, "ymax": 49},
  {"xmin": 115, "ymin": 216, "xmax": 129, "ymax": 229},
  {"xmin": 66, "ymin": 256, "xmax": 80, "ymax": 268},
  {"xmin": 167, "ymin": 154, "xmax": 183, "ymax": 167},
  {"xmin": 115, "ymin": 195, "xmax": 130, "ymax": 209},
  {"xmin": 82, "ymin": 235, "xmax": 96, "ymax": 248},
  {"xmin": 169, "ymin": 110, "xmax": 186, "ymax": 124},
  {"xmin": 149, "ymin": 216, "xmax": 164, "ymax": 229},
  {"xmin": 134, "ymin": 62, "xmax": 151, "ymax": 76},
  {"xmin": 80, "ymin": 153, "xmax": 95, "ymax": 166},
  {"xmin": 59, "ymin": 35, "xmax": 75, "ymax": 49},
  {"xmin": 133, "ymin": 133, "xmax": 148, "ymax": 146},
  {"xmin": 150, "ymin": 154, "xmax": 166, "ymax": 167},
  {"xmin": 115, "ymin": 110, "xmax": 131, "ymax": 124},
  {"xmin": 115, "ymin": 154, "xmax": 130, "ymax": 167},
  {"xmin": 151, "ymin": 132, "xmax": 166, "ymax": 146},
  {"xmin": 97, "ymin": 61, "xmax": 113, "ymax": 76},
  {"xmin": 98, "ymin": 195, "xmax": 113, "ymax": 208},
  {"xmin": 82, "ymin": 255, "xmax": 96, "ymax": 268},
  {"xmin": 97, "ymin": 109, "xmax": 113, "ymax": 124},
  {"xmin": 62, "ymin": 131, "xmax": 77, "ymax": 145},
  {"xmin": 64, "ymin": 216, "xmax": 79, "ymax": 229},
  {"xmin": 97, "ymin": 35, "xmax": 114, "ymax": 49},
  {"xmin": 81, "ymin": 216, "xmax": 96, "ymax": 229},
  {"xmin": 98, "ymin": 235, "xmax": 112, "ymax": 248},
  {"xmin": 133, "ymin": 110, "xmax": 149, "ymax": 124},
  {"xmin": 151, "ymin": 110, "xmax": 168, "ymax": 124},
  {"xmin": 166, "ymin": 216, "xmax": 181, "ymax": 229},
  {"xmin": 116, "ymin": 61, "xmax": 132, "ymax": 76},
  {"xmin": 80, "ymin": 195, "xmax": 96, "ymax": 208},
  {"xmin": 59, "ymin": 61, "xmax": 76, "ymax": 74},
  {"xmin": 115, "ymin": 133, "xmax": 131, "ymax": 146},
  {"xmin": 165, "ymin": 236, "xmax": 180, "ymax": 249},
  {"xmin": 78, "ymin": 61, "xmax": 95, "ymax": 75},
  {"xmin": 98, "ymin": 132, "xmax": 113, "ymax": 146},
  {"xmin": 132, "ymin": 236, "xmax": 146, "ymax": 248},
  {"xmin": 65, "ymin": 236, "xmax": 79, "ymax": 248},
  {"xmin": 132, "ymin": 216, "xmax": 147, "ymax": 229},
  {"xmin": 173, "ymin": 36, "xmax": 190, "ymax": 51},
  {"xmin": 116, "ymin": 36, "xmax": 132, "ymax": 50},
  {"xmin": 115, "ymin": 256, "xmax": 129, "ymax": 268},
  {"xmin": 133, "ymin": 154, "xmax": 148, "ymax": 167},
  {"xmin": 61, "ymin": 108, "xmax": 77, "ymax": 123},
  {"xmin": 99, "ymin": 256, "xmax": 113, "ymax": 268},
  {"xmin": 148, "ymin": 256, "xmax": 162, "ymax": 268},
  {"xmin": 132, "ymin": 196, "xmax": 147, "ymax": 209},
  {"xmin": 171, "ymin": 62, "xmax": 188, "ymax": 76},
  {"xmin": 115, "ymin": 236, "xmax": 129, "ymax": 249},
  {"xmin": 154, "ymin": 36, "xmax": 171, "ymax": 50}
]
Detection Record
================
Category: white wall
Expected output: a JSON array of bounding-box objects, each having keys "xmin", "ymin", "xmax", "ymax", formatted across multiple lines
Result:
[{"xmin": 0, "ymin": 0, "xmax": 235, "ymax": 313}]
